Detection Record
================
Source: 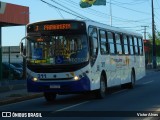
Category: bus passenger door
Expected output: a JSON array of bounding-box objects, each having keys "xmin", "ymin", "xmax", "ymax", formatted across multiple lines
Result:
[{"xmin": 88, "ymin": 27, "xmax": 100, "ymax": 90}]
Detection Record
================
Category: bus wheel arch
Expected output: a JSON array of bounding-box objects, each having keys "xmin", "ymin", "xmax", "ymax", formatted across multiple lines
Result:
[{"xmin": 128, "ymin": 67, "xmax": 136, "ymax": 89}]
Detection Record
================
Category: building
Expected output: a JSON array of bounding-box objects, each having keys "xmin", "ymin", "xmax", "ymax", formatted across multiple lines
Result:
[
  {"xmin": 0, "ymin": 1, "xmax": 29, "ymax": 79},
  {"xmin": 2, "ymin": 46, "xmax": 22, "ymax": 63}
]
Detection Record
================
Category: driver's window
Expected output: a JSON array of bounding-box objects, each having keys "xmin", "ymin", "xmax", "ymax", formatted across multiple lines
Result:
[{"xmin": 88, "ymin": 26, "xmax": 98, "ymax": 66}]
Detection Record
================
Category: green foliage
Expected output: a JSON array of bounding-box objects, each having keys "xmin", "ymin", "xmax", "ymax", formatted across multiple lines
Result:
[
  {"xmin": 148, "ymin": 31, "xmax": 160, "ymax": 45},
  {"xmin": 147, "ymin": 31, "xmax": 160, "ymax": 59}
]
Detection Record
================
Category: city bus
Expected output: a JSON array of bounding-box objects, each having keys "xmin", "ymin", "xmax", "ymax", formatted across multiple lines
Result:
[{"xmin": 20, "ymin": 20, "xmax": 145, "ymax": 102}]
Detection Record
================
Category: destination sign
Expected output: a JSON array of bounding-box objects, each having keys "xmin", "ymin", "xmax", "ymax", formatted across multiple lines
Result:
[
  {"xmin": 27, "ymin": 21, "xmax": 86, "ymax": 33},
  {"xmin": 35, "ymin": 24, "xmax": 72, "ymax": 31}
]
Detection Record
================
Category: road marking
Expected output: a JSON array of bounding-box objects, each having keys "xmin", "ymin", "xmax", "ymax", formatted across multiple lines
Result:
[
  {"xmin": 143, "ymin": 80, "xmax": 154, "ymax": 85},
  {"xmin": 112, "ymin": 89, "xmax": 127, "ymax": 95},
  {"xmin": 53, "ymin": 101, "xmax": 90, "ymax": 112}
]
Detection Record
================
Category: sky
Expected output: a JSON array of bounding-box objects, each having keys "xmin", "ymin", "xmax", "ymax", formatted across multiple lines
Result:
[{"xmin": 1, "ymin": 0, "xmax": 160, "ymax": 46}]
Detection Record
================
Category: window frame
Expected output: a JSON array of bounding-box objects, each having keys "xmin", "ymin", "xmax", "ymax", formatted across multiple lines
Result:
[
  {"xmin": 115, "ymin": 33, "xmax": 123, "ymax": 55},
  {"xmin": 107, "ymin": 31, "xmax": 116, "ymax": 55},
  {"xmin": 123, "ymin": 34, "xmax": 129, "ymax": 55},
  {"xmin": 99, "ymin": 29, "xmax": 109, "ymax": 55},
  {"xmin": 129, "ymin": 36, "xmax": 135, "ymax": 55},
  {"xmin": 133, "ymin": 37, "xmax": 139, "ymax": 55},
  {"xmin": 138, "ymin": 37, "xmax": 143, "ymax": 55}
]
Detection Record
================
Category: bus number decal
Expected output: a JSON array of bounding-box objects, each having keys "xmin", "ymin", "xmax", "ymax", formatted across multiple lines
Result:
[
  {"xmin": 97, "ymin": 65, "xmax": 100, "ymax": 71},
  {"xmin": 101, "ymin": 62, "xmax": 105, "ymax": 67},
  {"xmin": 38, "ymin": 74, "xmax": 47, "ymax": 79}
]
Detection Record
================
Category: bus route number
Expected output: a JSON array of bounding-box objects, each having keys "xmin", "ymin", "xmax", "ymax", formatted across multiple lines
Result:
[{"xmin": 38, "ymin": 74, "xmax": 47, "ymax": 79}]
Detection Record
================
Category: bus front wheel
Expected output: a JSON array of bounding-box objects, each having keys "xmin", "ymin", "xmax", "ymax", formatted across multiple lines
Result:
[
  {"xmin": 44, "ymin": 92, "xmax": 56, "ymax": 102},
  {"xmin": 96, "ymin": 76, "xmax": 106, "ymax": 99}
]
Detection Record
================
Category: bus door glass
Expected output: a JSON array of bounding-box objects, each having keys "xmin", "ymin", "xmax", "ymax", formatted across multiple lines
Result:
[
  {"xmin": 88, "ymin": 27, "xmax": 98, "ymax": 66},
  {"xmin": 88, "ymin": 26, "xmax": 100, "ymax": 87}
]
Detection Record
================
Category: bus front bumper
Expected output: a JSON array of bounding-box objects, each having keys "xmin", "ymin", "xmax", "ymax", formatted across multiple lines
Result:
[{"xmin": 27, "ymin": 76, "xmax": 90, "ymax": 93}]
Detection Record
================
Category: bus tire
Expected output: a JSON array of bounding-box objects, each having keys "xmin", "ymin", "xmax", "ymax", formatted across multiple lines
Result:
[
  {"xmin": 127, "ymin": 70, "xmax": 135, "ymax": 89},
  {"xmin": 96, "ymin": 75, "xmax": 106, "ymax": 99},
  {"xmin": 44, "ymin": 92, "xmax": 56, "ymax": 102}
]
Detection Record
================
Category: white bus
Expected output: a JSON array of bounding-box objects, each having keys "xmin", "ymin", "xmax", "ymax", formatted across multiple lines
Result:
[{"xmin": 20, "ymin": 20, "xmax": 145, "ymax": 102}]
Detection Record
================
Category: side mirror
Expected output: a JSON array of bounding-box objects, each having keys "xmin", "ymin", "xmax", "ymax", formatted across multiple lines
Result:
[
  {"xmin": 19, "ymin": 37, "xmax": 27, "ymax": 58},
  {"xmin": 20, "ymin": 42, "xmax": 23, "ymax": 55}
]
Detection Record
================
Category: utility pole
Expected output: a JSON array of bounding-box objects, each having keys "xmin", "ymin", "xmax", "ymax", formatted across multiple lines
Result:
[
  {"xmin": 151, "ymin": 0, "xmax": 156, "ymax": 69},
  {"xmin": 141, "ymin": 26, "xmax": 149, "ymax": 40},
  {"xmin": 0, "ymin": 27, "xmax": 2, "ymax": 81},
  {"xmin": 110, "ymin": 0, "xmax": 112, "ymax": 26}
]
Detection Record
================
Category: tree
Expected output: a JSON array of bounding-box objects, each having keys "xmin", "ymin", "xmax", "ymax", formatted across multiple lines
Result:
[
  {"xmin": 148, "ymin": 31, "xmax": 160, "ymax": 66},
  {"xmin": 148, "ymin": 31, "xmax": 160, "ymax": 45}
]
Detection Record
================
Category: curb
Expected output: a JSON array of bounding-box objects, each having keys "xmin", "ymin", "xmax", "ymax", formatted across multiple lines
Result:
[
  {"xmin": 0, "ymin": 84, "xmax": 26, "ymax": 93},
  {"xmin": 0, "ymin": 93, "xmax": 43, "ymax": 106}
]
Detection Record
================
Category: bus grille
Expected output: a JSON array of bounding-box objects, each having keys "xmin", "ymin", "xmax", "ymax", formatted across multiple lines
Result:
[{"xmin": 39, "ymin": 77, "xmax": 73, "ymax": 81}]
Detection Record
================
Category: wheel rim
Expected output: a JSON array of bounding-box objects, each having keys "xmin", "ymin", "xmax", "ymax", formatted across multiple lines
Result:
[
  {"xmin": 101, "ymin": 80, "xmax": 106, "ymax": 94},
  {"xmin": 131, "ymin": 72, "xmax": 135, "ymax": 85}
]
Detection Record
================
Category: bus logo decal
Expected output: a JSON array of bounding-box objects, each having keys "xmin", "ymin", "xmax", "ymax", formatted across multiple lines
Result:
[{"xmin": 55, "ymin": 56, "xmax": 63, "ymax": 64}]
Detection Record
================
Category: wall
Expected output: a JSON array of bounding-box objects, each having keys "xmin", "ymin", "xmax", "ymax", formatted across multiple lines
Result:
[{"xmin": 2, "ymin": 46, "xmax": 23, "ymax": 63}]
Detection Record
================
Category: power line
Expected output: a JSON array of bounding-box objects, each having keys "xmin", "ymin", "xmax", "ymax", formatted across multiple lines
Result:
[
  {"xmin": 51, "ymin": 0, "xmax": 64, "ymax": 19},
  {"xmin": 59, "ymin": 0, "xmax": 111, "ymax": 20},
  {"xmin": 110, "ymin": 2, "xmax": 150, "ymax": 15},
  {"xmin": 50, "ymin": 0, "xmax": 90, "ymax": 20},
  {"xmin": 112, "ymin": 0, "xmax": 147, "ymax": 5},
  {"xmin": 141, "ymin": 26, "xmax": 149, "ymax": 39},
  {"xmin": 154, "ymin": 11, "xmax": 160, "ymax": 23},
  {"xmin": 66, "ymin": 0, "xmax": 151, "ymax": 24},
  {"xmin": 156, "ymin": 0, "xmax": 160, "ymax": 9},
  {"xmin": 39, "ymin": 0, "xmax": 91, "ymax": 20},
  {"xmin": 40, "ymin": 0, "xmax": 153, "ymax": 33},
  {"xmin": 118, "ymin": 25, "xmax": 142, "ymax": 28}
]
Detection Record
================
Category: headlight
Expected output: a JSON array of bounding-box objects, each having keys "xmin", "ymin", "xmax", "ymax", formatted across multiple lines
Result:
[
  {"xmin": 74, "ymin": 76, "xmax": 79, "ymax": 81},
  {"xmin": 32, "ymin": 77, "xmax": 38, "ymax": 82}
]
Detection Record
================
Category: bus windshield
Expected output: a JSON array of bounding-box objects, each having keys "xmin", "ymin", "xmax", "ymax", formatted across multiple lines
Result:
[{"xmin": 27, "ymin": 34, "xmax": 89, "ymax": 65}]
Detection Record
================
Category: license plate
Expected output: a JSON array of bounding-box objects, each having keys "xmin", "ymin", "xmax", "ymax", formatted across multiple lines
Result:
[{"xmin": 50, "ymin": 85, "xmax": 60, "ymax": 89}]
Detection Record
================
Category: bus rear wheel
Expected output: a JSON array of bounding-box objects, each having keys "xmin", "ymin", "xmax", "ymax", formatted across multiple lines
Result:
[
  {"xmin": 96, "ymin": 76, "xmax": 106, "ymax": 99},
  {"xmin": 44, "ymin": 92, "xmax": 56, "ymax": 102},
  {"xmin": 127, "ymin": 70, "xmax": 135, "ymax": 89}
]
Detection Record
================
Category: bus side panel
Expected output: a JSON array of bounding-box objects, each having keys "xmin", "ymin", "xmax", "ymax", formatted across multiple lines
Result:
[{"xmin": 135, "ymin": 56, "xmax": 146, "ymax": 81}]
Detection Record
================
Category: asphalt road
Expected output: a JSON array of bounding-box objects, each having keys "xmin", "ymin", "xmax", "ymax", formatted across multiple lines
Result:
[{"xmin": 0, "ymin": 70, "xmax": 160, "ymax": 120}]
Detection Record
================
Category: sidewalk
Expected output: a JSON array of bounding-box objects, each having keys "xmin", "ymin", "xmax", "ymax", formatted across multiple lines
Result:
[{"xmin": 0, "ymin": 80, "xmax": 43, "ymax": 106}]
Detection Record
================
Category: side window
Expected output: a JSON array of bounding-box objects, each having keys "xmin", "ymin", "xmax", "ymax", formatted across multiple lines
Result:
[
  {"xmin": 88, "ymin": 26, "xmax": 98, "ymax": 66},
  {"xmin": 134, "ymin": 37, "xmax": 139, "ymax": 55},
  {"xmin": 100, "ymin": 30, "xmax": 108, "ymax": 54},
  {"xmin": 115, "ymin": 33, "xmax": 122, "ymax": 54},
  {"xmin": 107, "ymin": 32, "xmax": 115, "ymax": 54},
  {"xmin": 138, "ymin": 38, "xmax": 143, "ymax": 55},
  {"xmin": 123, "ymin": 35, "xmax": 129, "ymax": 55},
  {"xmin": 129, "ymin": 36, "xmax": 134, "ymax": 55}
]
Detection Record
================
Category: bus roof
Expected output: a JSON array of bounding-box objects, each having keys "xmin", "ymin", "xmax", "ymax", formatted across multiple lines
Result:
[
  {"xmin": 27, "ymin": 19, "xmax": 142, "ymax": 38},
  {"xmin": 84, "ymin": 20, "xmax": 142, "ymax": 37}
]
